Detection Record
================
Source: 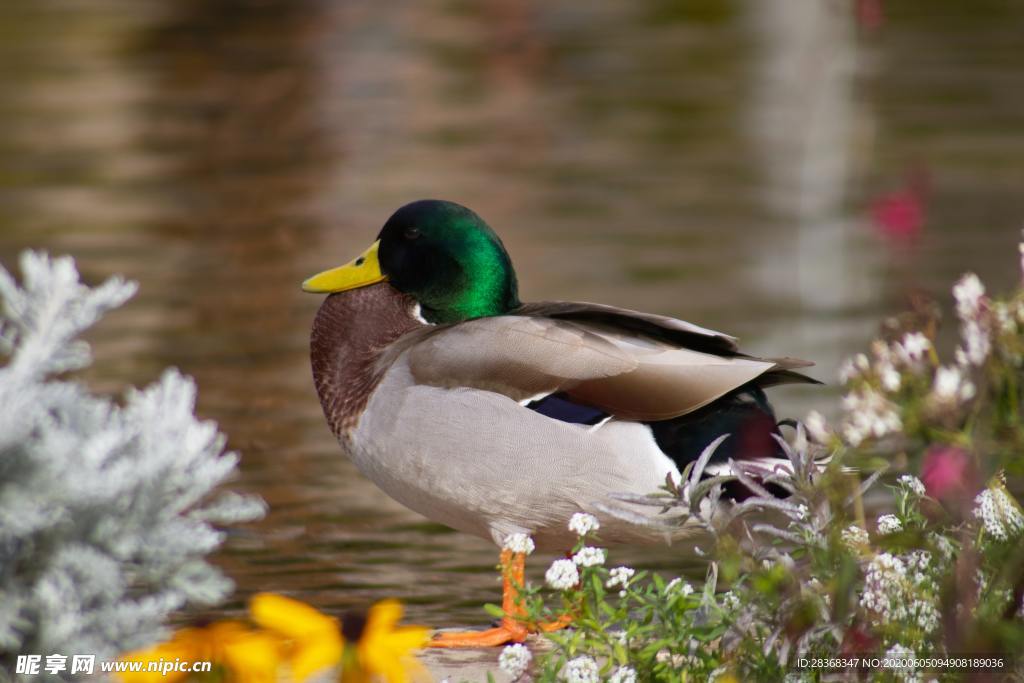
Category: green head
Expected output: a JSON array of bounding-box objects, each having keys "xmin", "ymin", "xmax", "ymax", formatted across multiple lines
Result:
[{"xmin": 301, "ymin": 200, "xmax": 520, "ymax": 324}]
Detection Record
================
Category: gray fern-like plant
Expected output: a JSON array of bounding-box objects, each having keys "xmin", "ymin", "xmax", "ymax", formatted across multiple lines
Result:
[{"xmin": 0, "ymin": 252, "xmax": 265, "ymax": 679}]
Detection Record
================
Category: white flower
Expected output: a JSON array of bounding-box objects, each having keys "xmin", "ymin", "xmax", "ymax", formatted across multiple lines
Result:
[
  {"xmin": 961, "ymin": 321, "xmax": 991, "ymax": 366},
  {"xmin": 840, "ymin": 388, "xmax": 902, "ymax": 445},
  {"xmin": 502, "ymin": 533, "xmax": 535, "ymax": 555},
  {"xmin": 898, "ymin": 332, "xmax": 931, "ymax": 364},
  {"xmin": 838, "ymin": 358, "xmax": 857, "ymax": 384},
  {"xmin": 609, "ymin": 666, "xmax": 637, "ymax": 683},
  {"xmin": 841, "ymin": 524, "xmax": 869, "ymax": 549},
  {"xmin": 932, "ymin": 534, "xmax": 956, "ymax": 560},
  {"xmin": 545, "ymin": 559, "xmax": 580, "ymax": 590},
  {"xmin": 905, "ymin": 550, "xmax": 934, "ymax": 588},
  {"xmin": 880, "ymin": 364, "xmax": 901, "ymax": 392},
  {"xmin": 568, "ymin": 512, "xmax": 600, "ymax": 536},
  {"xmin": 933, "ymin": 367, "xmax": 960, "ymax": 398},
  {"xmin": 877, "ymin": 514, "xmax": 902, "ymax": 535},
  {"xmin": 606, "ymin": 566, "xmax": 635, "ymax": 592},
  {"xmin": 803, "ymin": 410, "xmax": 831, "ymax": 444},
  {"xmin": 560, "ymin": 656, "xmax": 600, "ymax": 683},
  {"xmin": 665, "ymin": 577, "xmax": 693, "ymax": 596},
  {"xmin": 843, "ymin": 424, "xmax": 865, "ymax": 447},
  {"xmin": 951, "ymin": 274, "xmax": 991, "ymax": 366},
  {"xmin": 720, "ymin": 590, "xmax": 740, "ymax": 611},
  {"xmin": 861, "ymin": 553, "xmax": 908, "ymax": 620},
  {"xmin": 572, "ymin": 546, "xmax": 606, "ymax": 567},
  {"xmin": 862, "ymin": 551, "xmax": 941, "ymax": 636},
  {"xmin": 973, "ymin": 486, "xmax": 1024, "ymax": 541},
  {"xmin": 932, "ymin": 365, "xmax": 975, "ymax": 403},
  {"xmin": 898, "ymin": 475, "xmax": 926, "ymax": 497},
  {"xmin": 498, "ymin": 644, "xmax": 532, "ymax": 678},
  {"xmin": 953, "ymin": 273, "xmax": 985, "ymax": 319},
  {"xmin": 909, "ymin": 598, "xmax": 941, "ymax": 633}
]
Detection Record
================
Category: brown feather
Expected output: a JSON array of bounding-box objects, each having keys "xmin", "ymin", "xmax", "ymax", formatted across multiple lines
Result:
[{"xmin": 310, "ymin": 284, "xmax": 423, "ymax": 435}]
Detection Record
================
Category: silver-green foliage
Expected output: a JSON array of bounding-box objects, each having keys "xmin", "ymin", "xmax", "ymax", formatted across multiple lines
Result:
[{"xmin": 0, "ymin": 252, "xmax": 265, "ymax": 676}]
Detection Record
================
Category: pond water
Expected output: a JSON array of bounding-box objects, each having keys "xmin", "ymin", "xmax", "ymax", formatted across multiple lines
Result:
[{"xmin": 1, "ymin": 0, "xmax": 1022, "ymax": 627}]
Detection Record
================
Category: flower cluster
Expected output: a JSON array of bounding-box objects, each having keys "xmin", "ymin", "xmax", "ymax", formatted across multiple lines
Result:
[
  {"xmin": 841, "ymin": 524, "xmax": 870, "ymax": 550},
  {"xmin": 898, "ymin": 475, "xmax": 926, "ymax": 497},
  {"xmin": 561, "ymin": 656, "xmax": 600, "ymax": 683},
  {"xmin": 503, "ymin": 532, "xmax": 536, "ymax": 555},
  {"xmin": 953, "ymin": 273, "xmax": 991, "ymax": 365},
  {"xmin": 973, "ymin": 480, "xmax": 1024, "ymax": 541},
  {"xmin": 876, "ymin": 514, "xmax": 902, "ymax": 535},
  {"xmin": 499, "ymin": 643, "xmax": 533, "ymax": 679},
  {"xmin": 664, "ymin": 578, "xmax": 693, "ymax": 596},
  {"xmin": 858, "ymin": 550, "xmax": 939, "ymax": 635},
  {"xmin": 568, "ymin": 512, "xmax": 601, "ymax": 536},
  {"xmin": 608, "ymin": 666, "xmax": 637, "ymax": 683},
  {"xmin": 839, "ymin": 387, "xmax": 902, "ymax": 446},
  {"xmin": 606, "ymin": 567, "xmax": 635, "ymax": 597},
  {"xmin": 930, "ymin": 364, "xmax": 976, "ymax": 407},
  {"xmin": 546, "ymin": 559, "xmax": 580, "ymax": 591},
  {"xmin": 572, "ymin": 547, "xmax": 606, "ymax": 567}
]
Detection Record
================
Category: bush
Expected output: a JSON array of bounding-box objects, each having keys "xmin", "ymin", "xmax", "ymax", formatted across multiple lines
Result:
[{"xmin": 0, "ymin": 252, "xmax": 264, "ymax": 680}]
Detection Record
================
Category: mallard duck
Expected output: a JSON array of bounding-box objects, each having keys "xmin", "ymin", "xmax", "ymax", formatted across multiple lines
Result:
[{"xmin": 303, "ymin": 199, "xmax": 817, "ymax": 647}]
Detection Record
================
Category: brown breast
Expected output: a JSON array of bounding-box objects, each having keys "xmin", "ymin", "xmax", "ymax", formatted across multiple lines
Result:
[{"xmin": 310, "ymin": 283, "xmax": 424, "ymax": 436}]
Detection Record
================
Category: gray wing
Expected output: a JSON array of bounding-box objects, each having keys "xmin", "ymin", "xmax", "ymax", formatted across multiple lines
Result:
[{"xmin": 400, "ymin": 310, "xmax": 813, "ymax": 420}]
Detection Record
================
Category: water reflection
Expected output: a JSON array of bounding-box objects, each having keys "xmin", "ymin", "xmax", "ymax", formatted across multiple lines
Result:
[
  {"xmin": 745, "ymin": 0, "xmax": 880, "ymax": 409},
  {"xmin": 1, "ymin": 0, "xmax": 1023, "ymax": 627}
]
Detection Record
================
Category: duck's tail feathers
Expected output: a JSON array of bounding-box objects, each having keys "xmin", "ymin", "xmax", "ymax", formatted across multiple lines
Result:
[
  {"xmin": 758, "ymin": 367, "xmax": 824, "ymax": 388},
  {"xmin": 647, "ymin": 383, "xmax": 793, "ymax": 500}
]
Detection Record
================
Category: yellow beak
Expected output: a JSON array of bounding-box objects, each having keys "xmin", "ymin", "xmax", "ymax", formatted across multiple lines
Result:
[{"xmin": 301, "ymin": 240, "xmax": 387, "ymax": 293}]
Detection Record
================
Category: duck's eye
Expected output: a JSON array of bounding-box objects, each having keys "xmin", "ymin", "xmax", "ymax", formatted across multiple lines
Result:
[
  {"xmin": 355, "ymin": 257, "xmax": 365, "ymax": 266},
  {"xmin": 404, "ymin": 226, "xmax": 420, "ymax": 240}
]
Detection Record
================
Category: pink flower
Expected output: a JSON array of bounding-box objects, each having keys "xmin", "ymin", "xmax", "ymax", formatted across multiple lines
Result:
[
  {"xmin": 920, "ymin": 446, "xmax": 977, "ymax": 506},
  {"xmin": 855, "ymin": 0, "xmax": 884, "ymax": 31},
  {"xmin": 869, "ymin": 169, "xmax": 929, "ymax": 243}
]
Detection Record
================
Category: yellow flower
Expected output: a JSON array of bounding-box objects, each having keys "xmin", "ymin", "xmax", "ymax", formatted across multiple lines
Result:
[
  {"xmin": 345, "ymin": 600, "xmax": 430, "ymax": 683},
  {"xmin": 118, "ymin": 594, "xmax": 429, "ymax": 683},
  {"xmin": 251, "ymin": 593, "xmax": 429, "ymax": 683},
  {"xmin": 117, "ymin": 620, "xmax": 284, "ymax": 683},
  {"xmin": 250, "ymin": 593, "xmax": 344, "ymax": 682}
]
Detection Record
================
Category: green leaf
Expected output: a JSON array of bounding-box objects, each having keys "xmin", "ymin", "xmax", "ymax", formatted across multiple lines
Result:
[{"xmin": 482, "ymin": 602, "xmax": 505, "ymax": 619}]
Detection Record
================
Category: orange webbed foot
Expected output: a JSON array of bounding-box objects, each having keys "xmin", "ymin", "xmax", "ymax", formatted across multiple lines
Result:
[
  {"xmin": 427, "ymin": 547, "xmax": 576, "ymax": 648},
  {"xmin": 428, "ymin": 621, "xmax": 528, "ymax": 648},
  {"xmin": 537, "ymin": 612, "xmax": 574, "ymax": 633}
]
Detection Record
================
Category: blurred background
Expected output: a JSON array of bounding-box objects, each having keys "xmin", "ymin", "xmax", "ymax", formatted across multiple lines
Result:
[{"xmin": 0, "ymin": 0, "xmax": 1021, "ymax": 626}]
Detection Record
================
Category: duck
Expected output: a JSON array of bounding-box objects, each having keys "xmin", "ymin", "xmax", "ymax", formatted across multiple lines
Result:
[{"xmin": 302, "ymin": 199, "xmax": 818, "ymax": 647}]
